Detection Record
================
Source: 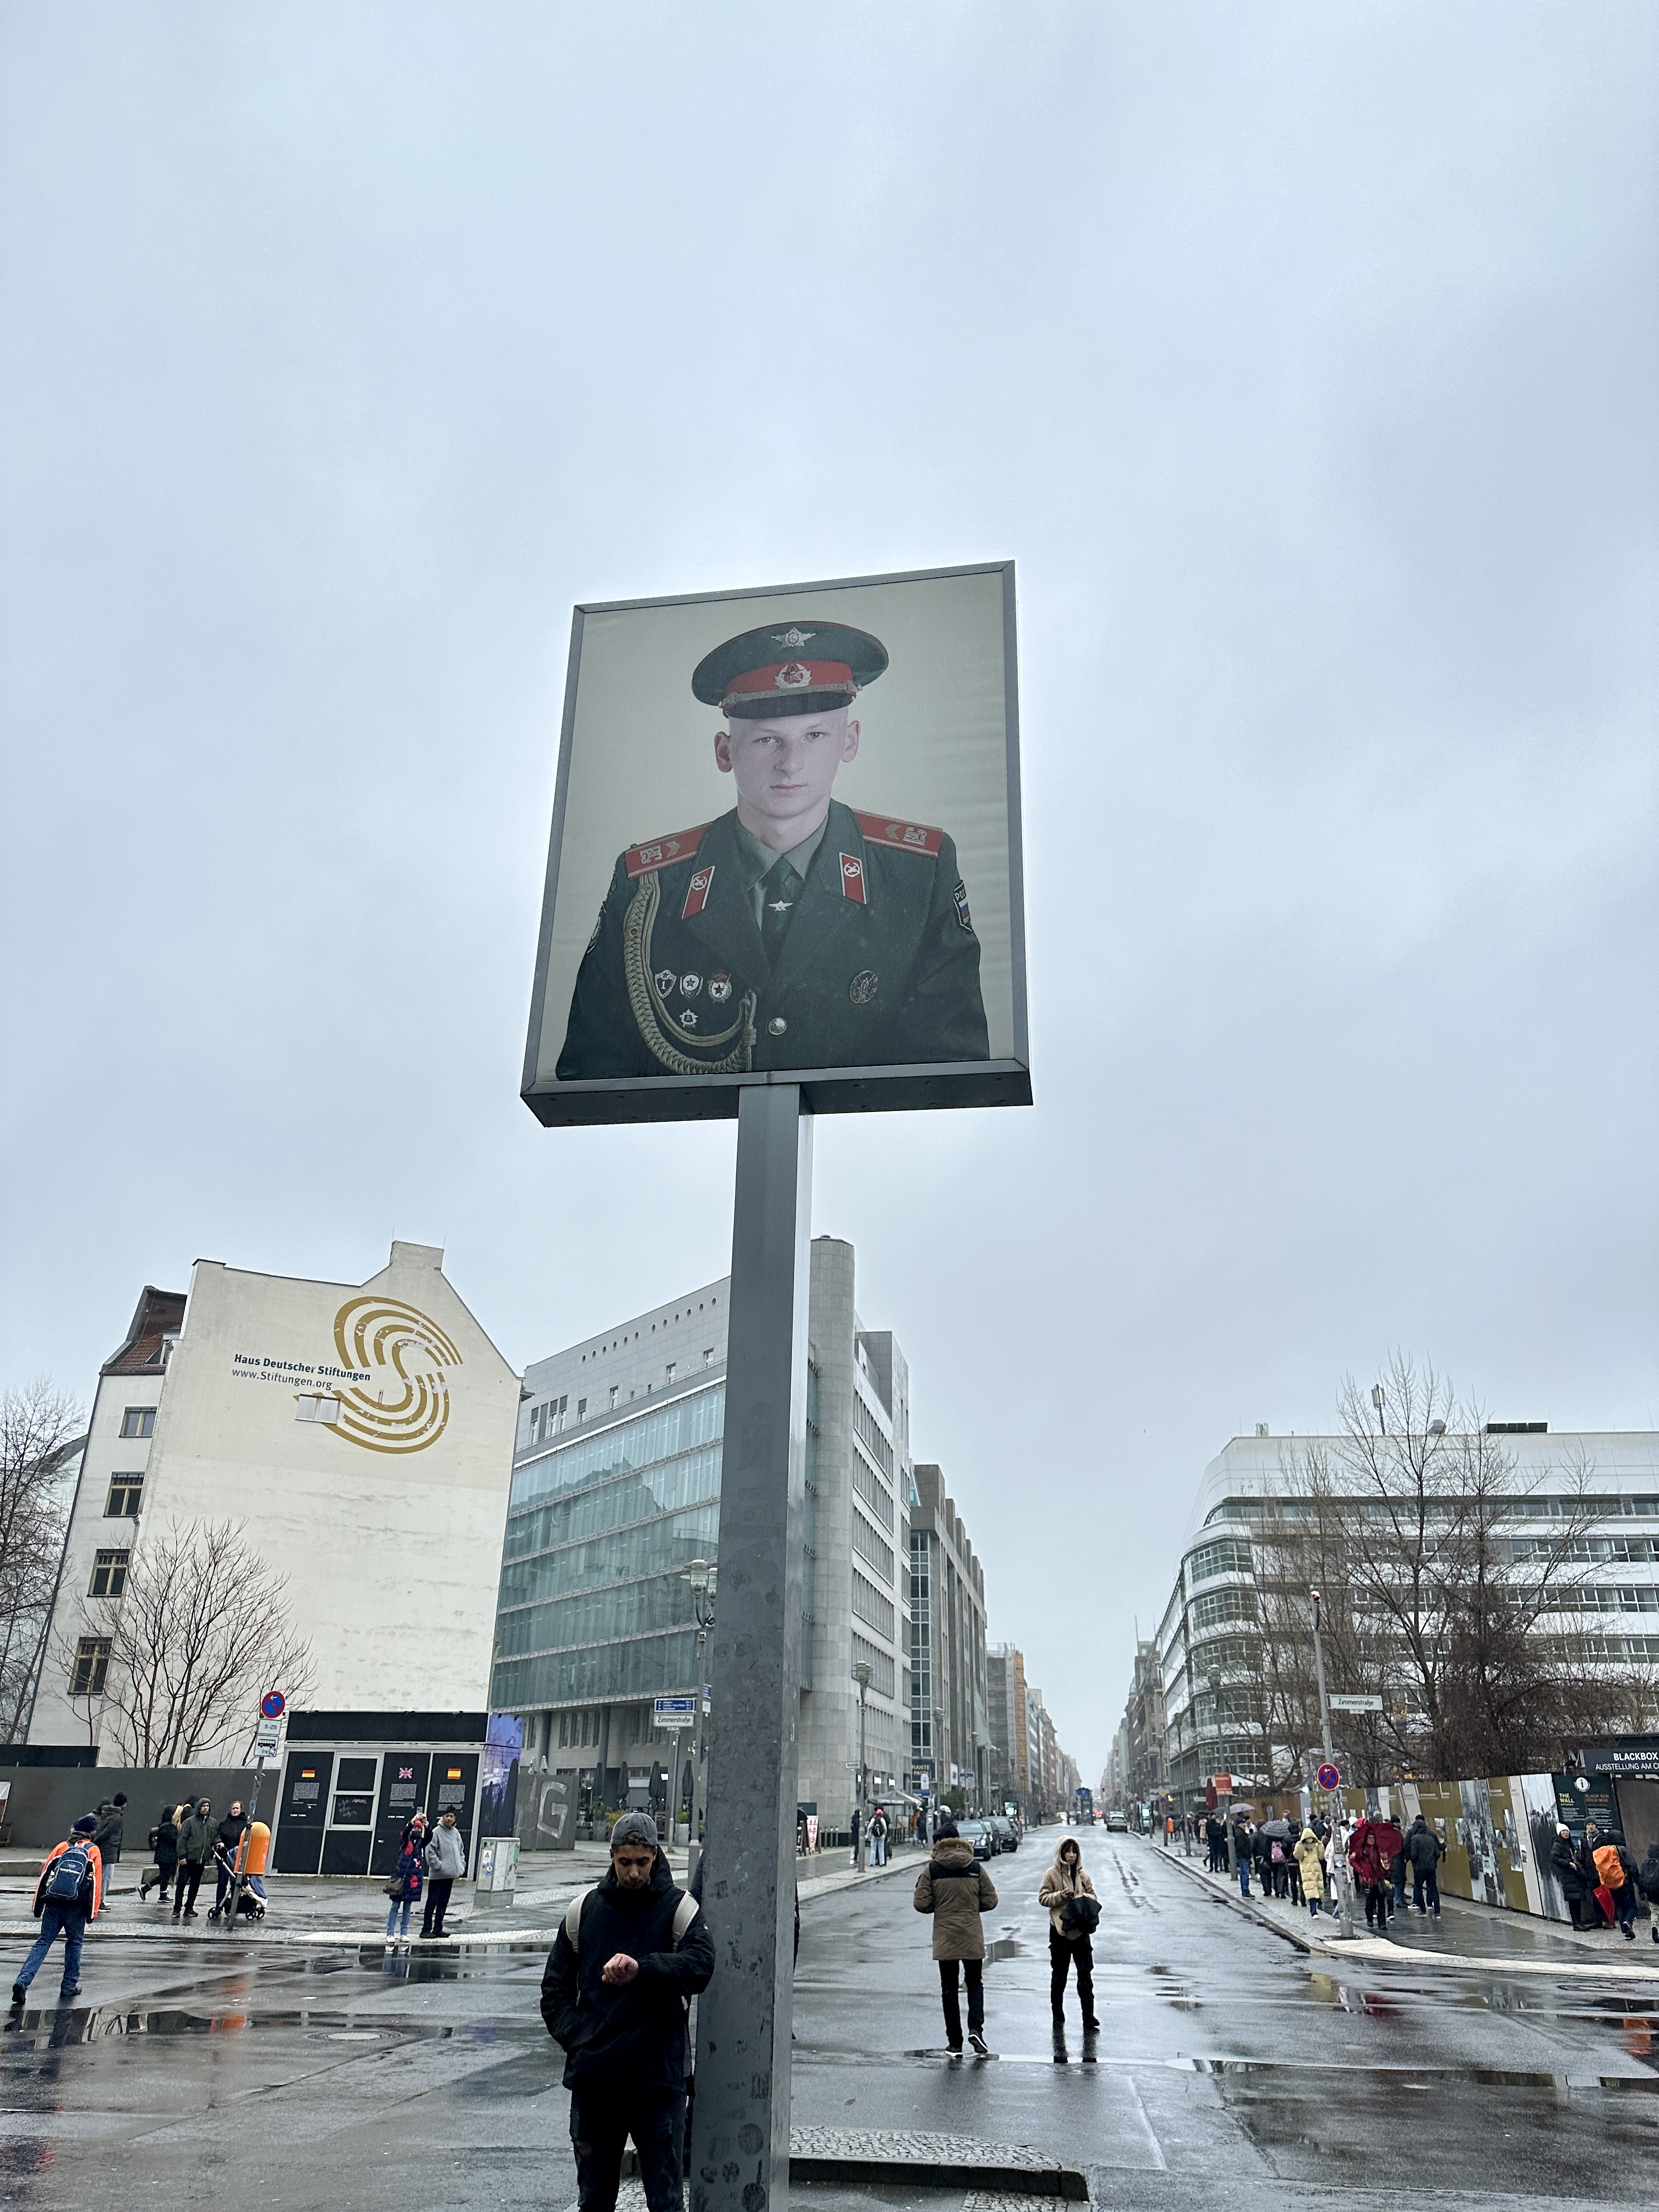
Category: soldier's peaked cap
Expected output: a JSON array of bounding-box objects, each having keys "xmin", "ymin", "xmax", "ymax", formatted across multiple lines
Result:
[{"xmin": 692, "ymin": 620, "xmax": 888, "ymax": 719}]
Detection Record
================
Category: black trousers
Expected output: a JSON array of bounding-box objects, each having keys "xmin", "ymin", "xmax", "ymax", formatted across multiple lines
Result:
[
  {"xmin": 1363, "ymin": 1882, "xmax": 1390, "ymax": 1927},
  {"xmin": 569, "ymin": 2086, "xmax": 684, "ymax": 2212},
  {"xmin": 421, "ymin": 1877, "xmax": 454, "ymax": 1936},
  {"xmin": 938, "ymin": 1956, "xmax": 983, "ymax": 2045},
  {"xmin": 173, "ymin": 1862, "xmax": 205, "ymax": 1916},
  {"xmin": 1049, "ymin": 1929, "xmax": 1095, "ymax": 2024},
  {"xmin": 1412, "ymin": 1866, "xmax": 1441, "ymax": 1913}
]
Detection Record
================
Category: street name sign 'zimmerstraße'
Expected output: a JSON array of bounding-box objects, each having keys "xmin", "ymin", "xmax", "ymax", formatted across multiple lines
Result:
[{"xmin": 522, "ymin": 565, "xmax": 1030, "ymax": 2212}]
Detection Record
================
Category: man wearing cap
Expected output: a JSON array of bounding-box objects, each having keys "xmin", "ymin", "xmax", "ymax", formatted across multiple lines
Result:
[
  {"xmin": 12, "ymin": 1814, "xmax": 104, "ymax": 2009},
  {"xmin": 540, "ymin": 1810, "xmax": 713, "ymax": 2212},
  {"xmin": 557, "ymin": 621, "xmax": 990, "ymax": 1081}
]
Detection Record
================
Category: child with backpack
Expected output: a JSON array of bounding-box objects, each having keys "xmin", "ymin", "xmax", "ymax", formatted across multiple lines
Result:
[{"xmin": 12, "ymin": 1814, "xmax": 104, "ymax": 2008}]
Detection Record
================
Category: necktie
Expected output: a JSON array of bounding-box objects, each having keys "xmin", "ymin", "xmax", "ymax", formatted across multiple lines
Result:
[{"xmin": 759, "ymin": 856, "xmax": 802, "ymax": 966}]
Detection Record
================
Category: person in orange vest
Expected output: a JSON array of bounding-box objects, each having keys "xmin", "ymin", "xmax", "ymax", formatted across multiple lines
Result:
[{"xmin": 12, "ymin": 1815, "xmax": 104, "ymax": 2008}]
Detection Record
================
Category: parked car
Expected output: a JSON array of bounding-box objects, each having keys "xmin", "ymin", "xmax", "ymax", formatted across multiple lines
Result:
[
  {"xmin": 956, "ymin": 1819, "xmax": 996, "ymax": 1859},
  {"xmin": 986, "ymin": 1815, "xmax": 1018, "ymax": 1853},
  {"xmin": 1105, "ymin": 1808, "xmax": 1129, "ymax": 1832}
]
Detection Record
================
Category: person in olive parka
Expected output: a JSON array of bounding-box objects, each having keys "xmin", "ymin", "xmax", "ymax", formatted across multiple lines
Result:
[
  {"xmin": 540, "ymin": 1812, "xmax": 712, "ymax": 2212},
  {"xmin": 913, "ymin": 1814, "xmax": 999, "ymax": 2057},
  {"xmin": 557, "ymin": 621, "xmax": 990, "ymax": 1081}
]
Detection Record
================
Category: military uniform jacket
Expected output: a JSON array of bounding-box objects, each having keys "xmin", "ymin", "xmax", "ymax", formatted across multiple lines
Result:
[{"xmin": 556, "ymin": 798, "xmax": 990, "ymax": 1080}]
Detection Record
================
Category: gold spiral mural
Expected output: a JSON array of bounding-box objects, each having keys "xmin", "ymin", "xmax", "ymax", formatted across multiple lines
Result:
[{"xmin": 327, "ymin": 1296, "xmax": 462, "ymax": 1455}]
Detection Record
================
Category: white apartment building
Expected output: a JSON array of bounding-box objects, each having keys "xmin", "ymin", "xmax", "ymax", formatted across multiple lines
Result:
[
  {"xmin": 1154, "ymin": 1425, "xmax": 1659, "ymax": 1805},
  {"xmin": 31, "ymin": 1242, "xmax": 521, "ymax": 1757}
]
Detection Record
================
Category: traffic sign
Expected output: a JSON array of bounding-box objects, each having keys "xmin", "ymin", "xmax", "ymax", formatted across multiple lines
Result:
[
  {"xmin": 1211, "ymin": 1773, "xmax": 1233, "ymax": 1795},
  {"xmin": 261, "ymin": 1690, "xmax": 286, "ymax": 1719},
  {"xmin": 1316, "ymin": 1761, "xmax": 1341, "ymax": 1791},
  {"xmin": 254, "ymin": 1713, "xmax": 284, "ymax": 1759},
  {"xmin": 654, "ymin": 1695, "xmax": 697, "ymax": 1730}
]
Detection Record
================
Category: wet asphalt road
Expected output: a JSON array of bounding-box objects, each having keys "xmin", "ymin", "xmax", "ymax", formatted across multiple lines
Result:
[{"xmin": 2, "ymin": 1828, "xmax": 1657, "ymax": 2210}]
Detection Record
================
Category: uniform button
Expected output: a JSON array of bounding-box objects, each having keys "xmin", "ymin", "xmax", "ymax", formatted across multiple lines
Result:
[{"xmin": 768, "ymin": 1017, "xmax": 788, "ymax": 1036}]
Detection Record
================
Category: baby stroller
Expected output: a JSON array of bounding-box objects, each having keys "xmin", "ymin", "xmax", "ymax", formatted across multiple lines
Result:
[{"xmin": 206, "ymin": 1839, "xmax": 267, "ymax": 1922}]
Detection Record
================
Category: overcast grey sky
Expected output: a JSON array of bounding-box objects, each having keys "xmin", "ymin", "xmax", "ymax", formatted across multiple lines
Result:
[{"xmin": 3, "ymin": 6, "xmax": 1654, "ymax": 1781}]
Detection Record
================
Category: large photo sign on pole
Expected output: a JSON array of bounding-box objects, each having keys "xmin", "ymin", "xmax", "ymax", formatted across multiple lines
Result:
[{"xmin": 522, "ymin": 561, "xmax": 1029, "ymax": 1125}]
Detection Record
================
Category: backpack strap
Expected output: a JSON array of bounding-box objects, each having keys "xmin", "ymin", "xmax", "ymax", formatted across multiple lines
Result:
[
  {"xmin": 563, "ymin": 1884, "xmax": 598, "ymax": 1948},
  {"xmin": 672, "ymin": 1889, "xmax": 699, "ymax": 1944}
]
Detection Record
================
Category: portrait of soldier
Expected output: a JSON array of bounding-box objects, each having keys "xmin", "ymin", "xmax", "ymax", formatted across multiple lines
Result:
[{"xmin": 556, "ymin": 620, "xmax": 990, "ymax": 1080}]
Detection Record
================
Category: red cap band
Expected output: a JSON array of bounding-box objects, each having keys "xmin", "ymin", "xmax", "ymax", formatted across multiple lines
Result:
[{"xmin": 722, "ymin": 659, "xmax": 856, "ymax": 708}]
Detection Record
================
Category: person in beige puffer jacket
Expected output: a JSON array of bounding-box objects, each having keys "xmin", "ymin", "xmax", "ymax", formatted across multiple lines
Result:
[
  {"xmin": 1293, "ymin": 1827, "xmax": 1328, "ymax": 1918},
  {"xmin": 1037, "ymin": 1836, "xmax": 1100, "ymax": 2033},
  {"xmin": 913, "ymin": 1819, "xmax": 998, "ymax": 2054}
]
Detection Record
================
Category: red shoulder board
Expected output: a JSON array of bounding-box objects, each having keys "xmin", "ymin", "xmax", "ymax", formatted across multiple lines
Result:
[
  {"xmin": 624, "ymin": 824, "xmax": 710, "ymax": 880},
  {"xmin": 853, "ymin": 811, "xmax": 945, "ymax": 859}
]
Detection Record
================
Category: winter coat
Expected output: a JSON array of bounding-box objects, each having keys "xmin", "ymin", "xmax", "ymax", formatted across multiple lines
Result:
[
  {"xmin": 1347, "ymin": 1821, "xmax": 1385, "ymax": 1888},
  {"xmin": 178, "ymin": 1812, "xmax": 213, "ymax": 1865},
  {"xmin": 1038, "ymin": 1845, "xmax": 1098, "ymax": 1937},
  {"xmin": 390, "ymin": 1843, "xmax": 424, "ymax": 1902},
  {"xmin": 217, "ymin": 1812, "xmax": 249, "ymax": 1858},
  {"xmin": 92, "ymin": 1803, "xmax": 125, "ymax": 1854},
  {"xmin": 1294, "ymin": 1828, "xmax": 1328, "ymax": 1894},
  {"xmin": 1637, "ymin": 1849, "xmax": 1659, "ymax": 1903},
  {"xmin": 33, "ymin": 1837, "xmax": 103, "ymax": 1920},
  {"xmin": 1551, "ymin": 1835, "xmax": 1588, "ymax": 1901},
  {"xmin": 153, "ymin": 1816, "xmax": 180, "ymax": 1871},
  {"xmin": 1406, "ymin": 1819, "xmax": 1443, "ymax": 1872},
  {"xmin": 425, "ymin": 1823, "xmax": 468, "ymax": 1878},
  {"xmin": 913, "ymin": 1837, "xmax": 998, "ymax": 1961},
  {"xmin": 1251, "ymin": 1828, "xmax": 1276, "ymax": 1870},
  {"xmin": 540, "ymin": 1853, "xmax": 713, "ymax": 2092}
]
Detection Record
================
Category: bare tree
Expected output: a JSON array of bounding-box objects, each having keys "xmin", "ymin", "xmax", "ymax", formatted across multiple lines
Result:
[
  {"xmin": 0, "ymin": 1380, "xmax": 85, "ymax": 1742},
  {"xmin": 59, "ymin": 1519, "xmax": 313, "ymax": 1765}
]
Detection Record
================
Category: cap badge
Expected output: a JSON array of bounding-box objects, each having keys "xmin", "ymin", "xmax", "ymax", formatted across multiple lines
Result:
[
  {"xmin": 848, "ymin": 970, "xmax": 879, "ymax": 1005},
  {"xmin": 775, "ymin": 661, "xmax": 812, "ymax": 691},
  {"xmin": 772, "ymin": 628, "xmax": 815, "ymax": 647}
]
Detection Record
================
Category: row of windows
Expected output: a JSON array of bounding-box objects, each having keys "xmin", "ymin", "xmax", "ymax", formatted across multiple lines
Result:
[
  {"xmin": 852, "ymin": 1568, "xmax": 895, "ymax": 1640},
  {"xmin": 851, "ymin": 1510, "xmax": 895, "ymax": 1586},
  {"xmin": 510, "ymin": 1386, "xmax": 724, "ymax": 1513},
  {"xmin": 1549, "ymin": 1585, "xmax": 1659, "ymax": 1614},
  {"xmin": 1188, "ymin": 1537, "xmax": 1252, "ymax": 1585},
  {"xmin": 577, "ymin": 1299, "xmax": 720, "ymax": 1362},
  {"xmin": 852, "ymin": 1393, "xmax": 893, "ymax": 1481},
  {"xmin": 853, "ymin": 1445, "xmax": 894, "ymax": 1533},
  {"xmin": 1508, "ymin": 1536, "xmax": 1659, "ymax": 1565},
  {"xmin": 851, "ymin": 1632, "xmax": 896, "ymax": 1700},
  {"xmin": 496, "ymin": 1571, "xmax": 701, "ymax": 1659},
  {"xmin": 498, "ymin": 1505, "xmax": 718, "ymax": 1611},
  {"xmin": 1189, "ymin": 1585, "xmax": 1257, "ymax": 1633},
  {"xmin": 492, "ymin": 1627, "xmax": 697, "ymax": 1711},
  {"xmin": 503, "ymin": 1445, "xmax": 721, "ymax": 1561},
  {"xmin": 1206, "ymin": 1492, "xmax": 1659, "ymax": 1528}
]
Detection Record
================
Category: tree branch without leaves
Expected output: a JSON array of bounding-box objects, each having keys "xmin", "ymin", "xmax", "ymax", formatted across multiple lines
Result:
[
  {"xmin": 61, "ymin": 1519, "xmax": 313, "ymax": 1765},
  {"xmin": 0, "ymin": 1380, "xmax": 84, "ymax": 1742}
]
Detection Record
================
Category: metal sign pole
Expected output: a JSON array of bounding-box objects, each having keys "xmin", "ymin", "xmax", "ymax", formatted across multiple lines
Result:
[
  {"xmin": 689, "ymin": 1083, "xmax": 812, "ymax": 2212},
  {"xmin": 1310, "ymin": 1592, "xmax": 1355, "ymax": 1939}
]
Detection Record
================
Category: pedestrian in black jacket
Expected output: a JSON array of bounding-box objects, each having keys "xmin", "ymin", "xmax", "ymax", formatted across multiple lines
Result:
[
  {"xmin": 540, "ymin": 1810, "xmax": 713, "ymax": 2212},
  {"xmin": 1406, "ymin": 1815, "xmax": 1444, "ymax": 1916},
  {"xmin": 210, "ymin": 1804, "xmax": 250, "ymax": 1921},
  {"xmin": 142, "ymin": 1805, "xmax": 180, "ymax": 1905}
]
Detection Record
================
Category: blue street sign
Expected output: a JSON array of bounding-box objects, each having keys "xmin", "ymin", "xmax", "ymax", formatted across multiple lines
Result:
[
  {"xmin": 1316, "ymin": 1761, "xmax": 1340, "ymax": 1792},
  {"xmin": 261, "ymin": 1690, "xmax": 286, "ymax": 1719}
]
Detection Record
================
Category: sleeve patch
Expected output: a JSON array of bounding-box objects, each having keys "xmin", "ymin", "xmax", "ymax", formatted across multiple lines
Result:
[{"xmin": 952, "ymin": 881, "xmax": 973, "ymax": 932}]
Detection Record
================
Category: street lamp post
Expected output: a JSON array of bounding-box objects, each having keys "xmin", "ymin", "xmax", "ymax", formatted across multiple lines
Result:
[
  {"xmin": 1310, "ymin": 1588, "xmax": 1355, "ymax": 1939},
  {"xmin": 1209, "ymin": 1669, "xmax": 1235, "ymax": 1877},
  {"xmin": 684, "ymin": 1558, "xmax": 718, "ymax": 1883},
  {"xmin": 853, "ymin": 1668, "xmax": 877, "ymax": 1859}
]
